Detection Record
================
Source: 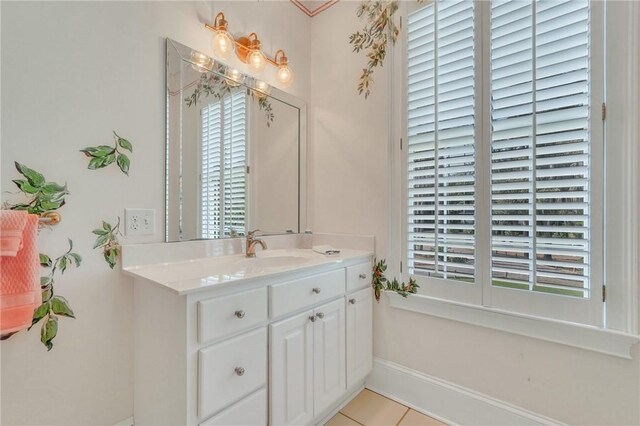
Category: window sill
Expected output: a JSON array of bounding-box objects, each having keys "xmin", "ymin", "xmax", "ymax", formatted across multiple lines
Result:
[{"xmin": 385, "ymin": 291, "xmax": 639, "ymax": 359}]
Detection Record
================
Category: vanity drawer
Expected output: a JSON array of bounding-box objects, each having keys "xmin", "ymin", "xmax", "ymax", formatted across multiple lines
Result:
[
  {"xmin": 270, "ymin": 269, "xmax": 345, "ymax": 318},
  {"xmin": 200, "ymin": 388, "xmax": 267, "ymax": 426},
  {"xmin": 198, "ymin": 287, "xmax": 267, "ymax": 344},
  {"xmin": 346, "ymin": 262, "xmax": 372, "ymax": 292},
  {"xmin": 198, "ymin": 328, "xmax": 267, "ymax": 419}
]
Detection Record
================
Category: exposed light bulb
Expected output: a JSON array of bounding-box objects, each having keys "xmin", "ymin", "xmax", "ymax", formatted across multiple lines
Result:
[
  {"xmin": 247, "ymin": 50, "xmax": 267, "ymax": 74},
  {"xmin": 225, "ymin": 68, "xmax": 245, "ymax": 87},
  {"xmin": 277, "ymin": 65, "xmax": 294, "ymax": 87},
  {"xmin": 254, "ymin": 80, "xmax": 271, "ymax": 96},
  {"xmin": 212, "ymin": 31, "xmax": 235, "ymax": 59},
  {"xmin": 190, "ymin": 51, "xmax": 212, "ymax": 73}
]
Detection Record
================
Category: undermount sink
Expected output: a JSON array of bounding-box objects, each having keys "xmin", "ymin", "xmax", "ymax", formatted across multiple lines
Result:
[
  {"xmin": 237, "ymin": 250, "xmax": 316, "ymax": 269},
  {"xmin": 245, "ymin": 256, "xmax": 310, "ymax": 268}
]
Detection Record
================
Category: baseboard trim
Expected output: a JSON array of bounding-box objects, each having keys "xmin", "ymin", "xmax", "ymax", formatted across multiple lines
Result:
[{"xmin": 366, "ymin": 358, "xmax": 564, "ymax": 426}]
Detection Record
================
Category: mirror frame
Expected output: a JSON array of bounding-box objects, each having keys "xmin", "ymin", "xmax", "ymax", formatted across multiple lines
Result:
[{"xmin": 165, "ymin": 38, "xmax": 307, "ymax": 242}]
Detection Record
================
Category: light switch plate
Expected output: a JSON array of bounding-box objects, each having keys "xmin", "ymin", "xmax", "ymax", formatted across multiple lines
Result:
[{"xmin": 125, "ymin": 208, "xmax": 155, "ymax": 236}]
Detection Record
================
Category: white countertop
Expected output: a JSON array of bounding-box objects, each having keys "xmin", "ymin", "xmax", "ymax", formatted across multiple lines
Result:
[{"xmin": 123, "ymin": 248, "xmax": 373, "ymax": 295}]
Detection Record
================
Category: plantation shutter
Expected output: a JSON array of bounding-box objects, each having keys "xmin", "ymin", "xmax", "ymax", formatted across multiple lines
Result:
[
  {"xmin": 201, "ymin": 101, "xmax": 223, "ymax": 238},
  {"xmin": 200, "ymin": 91, "xmax": 247, "ymax": 239},
  {"xmin": 222, "ymin": 92, "xmax": 247, "ymax": 237},
  {"xmin": 407, "ymin": 0, "xmax": 476, "ymax": 282},
  {"xmin": 490, "ymin": 0, "xmax": 591, "ymax": 297}
]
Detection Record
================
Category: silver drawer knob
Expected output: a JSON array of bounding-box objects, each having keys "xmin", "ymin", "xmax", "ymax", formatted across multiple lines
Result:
[
  {"xmin": 316, "ymin": 312, "xmax": 324, "ymax": 319},
  {"xmin": 309, "ymin": 315, "xmax": 317, "ymax": 322},
  {"xmin": 312, "ymin": 287, "xmax": 321, "ymax": 294},
  {"xmin": 234, "ymin": 367, "xmax": 245, "ymax": 376},
  {"xmin": 349, "ymin": 298, "xmax": 356, "ymax": 305},
  {"xmin": 359, "ymin": 273, "xmax": 367, "ymax": 279},
  {"xmin": 235, "ymin": 310, "xmax": 245, "ymax": 319}
]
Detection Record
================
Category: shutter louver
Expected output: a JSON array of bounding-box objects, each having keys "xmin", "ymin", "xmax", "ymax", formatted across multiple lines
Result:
[
  {"xmin": 490, "ymin": 0, "xmax": 590, "ymax": 297},
  {"xmin": 201, "ymin": 101, "xmax": 223, "ymax": 239},
  {"xmin": 407, "ymin": 0, "xmax": 476, "ymax": 282},
  {"xmin": 223, "ymin": 92, "xmax": 247, "ymax": 237},
  {"xmin": 200, "ymin": 91, "xmax": 247, "ymax": 239}
]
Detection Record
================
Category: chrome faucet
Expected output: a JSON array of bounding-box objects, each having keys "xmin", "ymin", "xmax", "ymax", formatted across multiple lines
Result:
[{"xmin": 246, "ymin": 229, "xmax": 267, "ymax": 258}]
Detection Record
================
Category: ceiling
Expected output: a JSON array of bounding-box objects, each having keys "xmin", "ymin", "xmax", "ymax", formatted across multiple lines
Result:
[{"xmin": 290, "ymin": 0, "xmax": 340, "ymax": 17}]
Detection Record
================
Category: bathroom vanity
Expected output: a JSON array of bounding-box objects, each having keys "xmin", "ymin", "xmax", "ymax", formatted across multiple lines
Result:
[
  {"xmin": 138, "ymin": 39, "xmax": 373, "ymax": 425},
  {"xmin": 124, "ymin": 240, "xmax": 373, "ymax": 426}
]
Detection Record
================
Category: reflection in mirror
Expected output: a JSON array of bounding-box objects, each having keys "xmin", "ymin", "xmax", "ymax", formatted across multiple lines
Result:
[{"xmin": 166, "ymin": 39, "xmax": 305, "ymax": 242}]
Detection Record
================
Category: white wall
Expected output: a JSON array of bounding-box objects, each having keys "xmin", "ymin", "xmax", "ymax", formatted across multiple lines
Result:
[
  {"xmin": 308, "ymin": 2, "xmax": 640, "ymax": 425},
  {"xmin": 0, "ymin": 2, "xmax": 310, "ymax": 424},
  {"xmin": 308, "ymin": 1, "xmax": 390, "ymax": 258},
  {"xmin": 250, "ymin": 97, "xmax": 299, "ymax": 233},
  {"xmin": 2, "ymin": 1, "xmax": 638, "ymax": 425}
]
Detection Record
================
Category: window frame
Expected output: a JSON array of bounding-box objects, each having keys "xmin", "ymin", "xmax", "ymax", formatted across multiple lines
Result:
[{"xmin": 390, "ymin": 0, "xmax": 639, "ymax": 345}]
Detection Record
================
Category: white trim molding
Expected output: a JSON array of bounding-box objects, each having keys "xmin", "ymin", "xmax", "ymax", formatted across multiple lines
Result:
[
  {"xmin": 386, "ymin": 292, "xmax": 639, "ymax": 359},
  {"xmin": 366, "ymin": 358, "xmax": 564, "ymax": 426}
]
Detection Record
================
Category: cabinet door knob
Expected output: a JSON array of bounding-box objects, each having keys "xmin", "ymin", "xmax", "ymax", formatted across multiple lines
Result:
[
  {"xmin": 312, "ymin": 287, "xmax": 321, "ymax": 294},
  {"xmin": 235, "ymin": 310, "xmax": 245, "ymax": 319},
  {"xmin": 359, "ymin": 273, "xmax": 367, "ymax": 279},
  {"xmin": 234, "ymin": 367, "xmax": 245, "ymax": 376},
  {"xmin": 316, "ymin": 312, "xmax": 325, "ymax": 319},
  {"xmin": 349, "ymin": 298, "xmax": 356, "ymax": 305},
  {"xmin": 309, "ymin": 315, "xmax": 317, "ymax": 322}
]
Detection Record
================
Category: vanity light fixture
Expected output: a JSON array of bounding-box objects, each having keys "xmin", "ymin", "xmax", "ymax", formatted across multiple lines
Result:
[
  {"xmin": 205, "ymin": 12, "xmax": 295, "ymax": 87},
  {"xmin": 253, "ymin": 80, "xmax": 271, "ymax": 97},
  {"xmin": 209, "ymin": 12, "xmax": 235, "ymax": 60},
  {"xmin": 190, "ymin": 51, "xmax": 212, "ymax": 73},
  {"xmin": 224, "ymin": 68, "xmax": 246, "ymax": 87},
  {"xmin": 274, "ymin": 50, "xmax": 294, "ymax": 88},
  {"xmin": 244, "ymin": 33, "xmax": 268, "ymax": 74}
]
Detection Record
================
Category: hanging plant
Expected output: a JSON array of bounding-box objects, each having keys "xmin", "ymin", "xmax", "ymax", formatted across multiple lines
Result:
[
  {"xmin": 33, "ymin": 239, "xmax": 82, "ymax": 351},
  {"xmin": 80, "ymin": 131, "xmax": 133, "ymax": 175},
  {"xmin": 92, "ymin": 218, "xmax": 123, "ymax": 269},
  {"xmin": 372, "ymin": 258, "xmax": 419, "ymax": 301},
  {"xmin": 6, "ymin": 162, "xmax": 69, "ymax": 215}
]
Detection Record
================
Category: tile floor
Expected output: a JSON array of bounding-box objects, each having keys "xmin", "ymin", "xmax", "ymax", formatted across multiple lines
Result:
[{"xmin": 325, "ymin": 389, "xmax": 447, "ymax": 426}]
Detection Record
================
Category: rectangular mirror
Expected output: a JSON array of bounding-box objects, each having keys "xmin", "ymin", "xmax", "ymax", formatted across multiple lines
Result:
[{"xmin": 166, "ymin": 39, "xmax": 306, "ymax": 241}]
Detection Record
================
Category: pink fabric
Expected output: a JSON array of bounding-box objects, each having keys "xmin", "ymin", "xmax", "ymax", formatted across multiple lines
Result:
[
  {"xmin": 1, "ymin": 211, "xmax": 40, "ymax": 335},
  {"xmin": 0, "ymin": 210, "xmax": 28, "ymax": 257}
]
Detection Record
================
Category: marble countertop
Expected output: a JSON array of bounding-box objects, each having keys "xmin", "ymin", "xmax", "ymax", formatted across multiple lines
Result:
[{"xmin": 123, "ymin": 248, "xmax": 373, "ymax": 295}]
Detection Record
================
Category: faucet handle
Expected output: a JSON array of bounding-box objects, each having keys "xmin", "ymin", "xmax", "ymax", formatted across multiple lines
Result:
[{"xmin": 247, "ymin": 229, "xmax": 262, "ymax": 238}]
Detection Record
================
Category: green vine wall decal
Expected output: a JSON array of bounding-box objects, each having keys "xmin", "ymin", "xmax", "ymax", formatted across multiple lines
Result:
[
  {"xmin": 185, "ymin": 69, "xmax": 275, "ymax": 127},
  {"xmin": 80, "ymin": 131, "xmax": 133, "ymax": 175},
  {"xmin": 7, "ymin": 162, "xmax": 69, "ymax": 215},
  {"xmin": 349, "ymin": 1, "xmax": 400, "ymax": 99},
  {"xmin": 349, "ymin": 0, "xmax": 424, "ymax": 98},
  {"xmin": 372, "ymin": 258, "xmax": 419, "ymax": 301},
  {"xmin": 3, "ymin": 163, "xmax": 80, "ymax": 350},
  {"xmin": 33, "ymin": 239, "xmax": 82, "ymax": 351},
  {"xmin": 92, "ymin": 218, "xmax": 122, "ymax": 269},
  {"xmin": 253, "ymin": 93, "xmax": 275, "ymax": 127}
]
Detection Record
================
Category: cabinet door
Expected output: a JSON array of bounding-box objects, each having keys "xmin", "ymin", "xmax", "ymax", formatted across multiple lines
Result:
[
  {"xmin": 346, "ymin": 288, "xmax": 373, "ymax": 388},
  {"xmin": 313, "ymin": 298, "xmax": 346, "ymax": 416},
  {"xmin": 270, "ymin": 310, "xmax": 314, "ymax": 426}
]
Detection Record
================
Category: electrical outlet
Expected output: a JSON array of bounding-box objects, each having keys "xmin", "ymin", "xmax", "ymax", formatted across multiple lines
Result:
[{"xmin": 125, "ymin": 208, "xmax": 155, "ymax": 236}]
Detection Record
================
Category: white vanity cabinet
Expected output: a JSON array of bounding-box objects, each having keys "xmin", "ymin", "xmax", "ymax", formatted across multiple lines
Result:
[
  {"xmin": 346, "ymin": 287, "xmax": 373, "ymax": 388},
  {"xmin": 270, "ymin": 298, "xmax": 346, "ymax": 426},
  {"xmin": 130, "ymin": 252, "xmax": 372, "ymax": 426}
]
